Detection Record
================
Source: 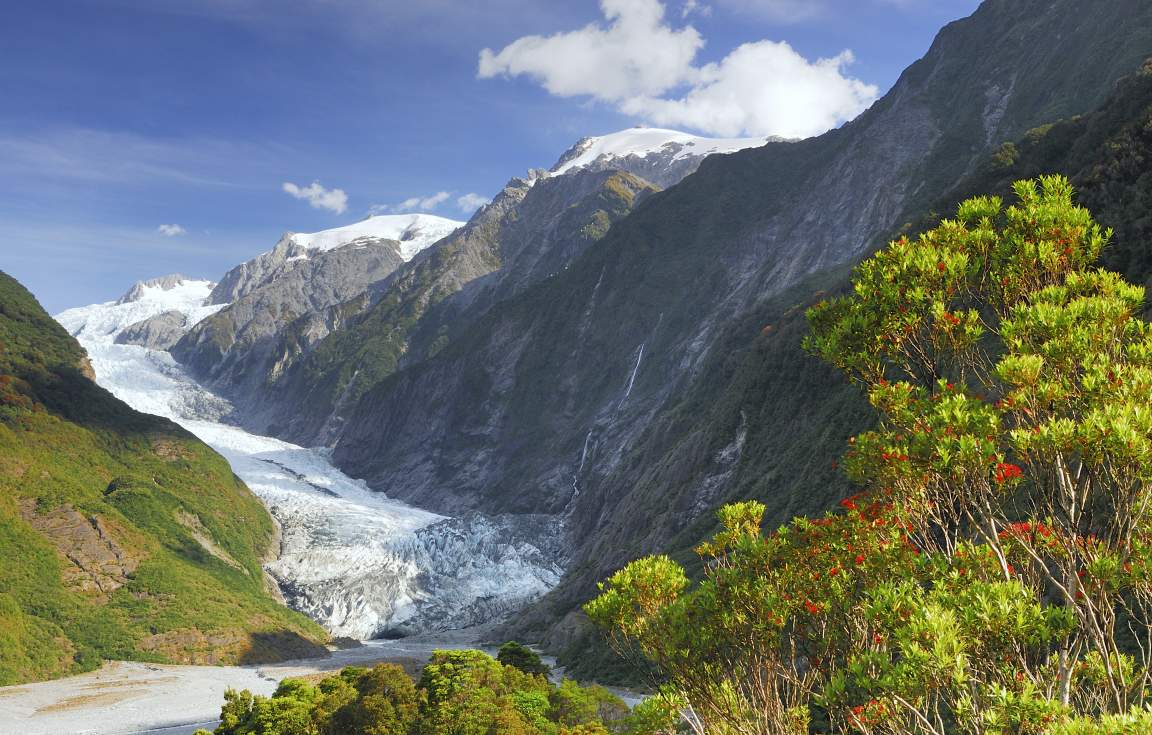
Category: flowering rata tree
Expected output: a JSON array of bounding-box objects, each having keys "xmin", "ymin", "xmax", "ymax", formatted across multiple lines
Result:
[{"xmin": 586, "ymin": 177, "xmax": 1152, "ymax": 734}]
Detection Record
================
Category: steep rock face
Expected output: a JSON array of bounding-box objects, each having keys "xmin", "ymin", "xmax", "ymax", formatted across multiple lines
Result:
[
  {"xmin": 208, "ymin": 214, "xmax": 462, "ymax": 305},
  {"xmin": 169, "ymin": 214, "xmax": 464, "ymax": 410},
  {"xmin": 115, "ymin": 310, "xmax": 191, "ymax": 350},
  {"xmin": 322, "ymin": 0, "xmax": 1152, "ymax": 637},
  {"xmin": 259, "ymin": 168, "xmax": 658, "ymax": 444},
  {"xmin": 173, "ymin": 238, "xmax": 408, "ymax": 399}
]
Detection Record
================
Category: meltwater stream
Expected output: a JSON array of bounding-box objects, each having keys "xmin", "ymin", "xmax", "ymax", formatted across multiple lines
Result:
[{"xmin": 55, "ymin": 279, "xmax": 563, "ymax": 640}]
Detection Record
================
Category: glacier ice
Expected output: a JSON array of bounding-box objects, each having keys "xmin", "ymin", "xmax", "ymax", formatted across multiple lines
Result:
[{"xmin": 55, "ymin": 277, "xmax": 563, "ymax": 640}]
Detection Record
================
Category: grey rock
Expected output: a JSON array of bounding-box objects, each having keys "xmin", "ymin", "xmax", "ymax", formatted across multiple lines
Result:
[{"xmin": 115, "ymin": 310, "xmax": 190, "ymax": 349}]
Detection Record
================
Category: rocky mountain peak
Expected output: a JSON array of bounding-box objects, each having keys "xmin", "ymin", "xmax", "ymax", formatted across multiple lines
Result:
[
  {"xmin": 116, "ymin": 274, "xmax": 196, "ymax": 305},
  {"xmin": 547, "ymin": 126, "xmax": 776, "ymax": 188}
]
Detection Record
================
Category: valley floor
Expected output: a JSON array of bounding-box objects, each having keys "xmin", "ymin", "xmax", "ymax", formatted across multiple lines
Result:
[{"xmin": 0, "ymin": 631, "xmax": 488, "ymax": 735}]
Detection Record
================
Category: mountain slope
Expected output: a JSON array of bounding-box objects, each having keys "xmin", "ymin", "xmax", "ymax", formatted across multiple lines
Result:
[
  {"xmin": 260, "ymin": 168, "xmax": 659, "ymax": 445},
  {"xmin": 0, "ymin": 271, "xmax": 326, "ymax": 686},
  {"xmin": 169, "ymin": 214, "xmax": 463, "ymax": 405}
]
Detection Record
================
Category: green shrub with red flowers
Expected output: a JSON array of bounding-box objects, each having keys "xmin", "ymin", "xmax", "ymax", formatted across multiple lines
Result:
[{"xmin": 586, "ymin": 178, "xmax": 1152, "ymax": 734}]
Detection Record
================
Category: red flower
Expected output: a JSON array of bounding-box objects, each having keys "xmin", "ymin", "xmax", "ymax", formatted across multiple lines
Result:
[
  {"xmin": 937, "ymin": 262, "xmax": 947, "ymax": 272},
  {"xmin": 994, "ymin": 462, "xmax": 1023, "ymax": 484},
  {"xmin": 855, "ymin": 554, "xmax": 865, "ymax": 565}
]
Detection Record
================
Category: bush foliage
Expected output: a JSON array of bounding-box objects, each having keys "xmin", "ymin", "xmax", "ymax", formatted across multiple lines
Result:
[
  {"xmin": 586, "ymin": 178, "xmax": 1152, "ymax": 734},
  {"xmin": 201, "ymin": 649, "xmax": 641, "ymax": 735}
]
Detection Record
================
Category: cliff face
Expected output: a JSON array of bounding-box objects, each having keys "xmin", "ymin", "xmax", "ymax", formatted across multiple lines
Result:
[
  {"xmin": 318, "ymin": 0, "xmax": 1152, "ymax": 645},
  {"xmin": 171, "ymin": 237, "xmax": 408, "ymax": 397}
]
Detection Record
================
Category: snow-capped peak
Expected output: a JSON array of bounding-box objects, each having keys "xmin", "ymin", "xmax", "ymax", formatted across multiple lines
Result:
[
  {"xmin": 285, "ymin": 213, "xmax": 464, "ymax": 261},
  {"xmin": 58, "ymin": 277, "xmax": 223, "ymax": 342},
  {"xmin": 116, "ymin": 273, "xmax": 198, "ymax": 305},
  {"xmin": 549, "ymin": 127, "xmax": 774, "ymax": 177}
]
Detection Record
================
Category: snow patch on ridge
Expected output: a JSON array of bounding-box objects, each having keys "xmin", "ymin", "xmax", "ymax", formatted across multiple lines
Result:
[
  {"xmin": 550, "ymin": 127, "xmax": 770, "ymax": 176},
  {"xmin": 286, "ymin": 213, "xmax": 464, "ymax": 261},
  {"xmin": 64, "ymin": 277, "xmax": 226, "ymax": 343}
]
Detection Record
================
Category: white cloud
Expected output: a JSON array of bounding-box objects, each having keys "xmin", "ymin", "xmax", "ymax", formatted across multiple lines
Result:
[
  {"xmin": 282, "ymin": 180, "xmax": 348, "ymax": 214},
  {"xmin": 479, "ymin": 0, "xmax": 703, "ymax": 102},
  {"xmin": 477, "ymin": 0, "xmax": 878, "ymax": 139},
  {"xmin": 372, "ymin": 191, "xmax": 453, "ymax": 214},
  {"xmin": 622, "ymin": 45, "xmax": 878, "ymax": 139},
  {"xmin": 681, "ymin": 0, "xmax": 710, "ymax": 18},
  {"xmin": 157, "ymin": 223, "xmax": 187, "ymax": 236},
  {"xmin": 457, "ymin": 193, "xmax": 491, "ymax": 213}
]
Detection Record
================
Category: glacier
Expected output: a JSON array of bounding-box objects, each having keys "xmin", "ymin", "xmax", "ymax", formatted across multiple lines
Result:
[{"xmin": 55, "ymin": 277, "xmax": 564, "ymax": 640}]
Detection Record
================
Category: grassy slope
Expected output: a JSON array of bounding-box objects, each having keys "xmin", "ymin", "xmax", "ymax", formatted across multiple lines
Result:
[{"xmin": 0, "ymin": 271, "xmax": 326, "ymax": 685}]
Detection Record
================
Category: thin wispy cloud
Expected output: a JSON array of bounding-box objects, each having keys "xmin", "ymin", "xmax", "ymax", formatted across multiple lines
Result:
[
  {"xmin": 397, "ymin": 191, "xmax": 451, "ymax": 212},
  {"xmin": 457, "ymin": 193, "xmax": 490, "ymax": 213},
  {"xmin": 478, "ymin": 0, "xmax": 878, "ymax": 139},
  {"xmin": 716, "ymin": 0, "xmax": 825, "ymax": 22},
  {"xmin": 0, "ymin": 129, "xmax": 255, "ymax": 188},
  {"xmin": 680, "ymin": 0, "xmax": 711, "ymax": 18},
  {"xmin": 282, "ymin": 180, "xmax": 349, "ymax": 214},
  {"xmin": 371, "ymin": 190, "xmax": 477, "ymax": 215},
  {"xmin": 157, "ymin": 223, "xmax": 187, "ymax": 236}
]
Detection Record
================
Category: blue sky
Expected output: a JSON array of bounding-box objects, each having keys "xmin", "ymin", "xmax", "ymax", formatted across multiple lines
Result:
[{"xmin": 0, "ymin": 0, "xmax": 980, "ymax": 312}]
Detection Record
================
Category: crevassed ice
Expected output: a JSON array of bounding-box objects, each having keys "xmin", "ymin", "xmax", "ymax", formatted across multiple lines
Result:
[{"xmin": 55, "ymin": 278, "xmax": 562, "ymax": 639}]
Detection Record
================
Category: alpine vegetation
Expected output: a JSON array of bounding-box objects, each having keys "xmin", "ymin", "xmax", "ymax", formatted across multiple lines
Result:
[{"xmin": 587, "ymin": 178, "xmax": 1152, "ymax": 734}]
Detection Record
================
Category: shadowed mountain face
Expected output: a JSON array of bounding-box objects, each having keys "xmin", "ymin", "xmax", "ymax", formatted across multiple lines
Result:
[{"xmin": 296, "ymin": 0, "xmax": 1152, "ymax": 650}]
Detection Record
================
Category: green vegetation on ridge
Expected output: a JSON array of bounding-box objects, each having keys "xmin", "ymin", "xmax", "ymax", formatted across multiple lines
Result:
[{"xmin": 0, "ymin": 271, "xmax": 326, "ymax": 685}]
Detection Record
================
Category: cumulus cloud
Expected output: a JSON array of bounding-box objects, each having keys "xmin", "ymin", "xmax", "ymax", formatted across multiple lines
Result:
[
  {"xmin": 157, "ymin": 223, "xmax": 187, "ymax": 237},
  {"xmin": 479, "ymin": 0, "xmax": 703, "ymax": 102},
  {"xmin": 477, "ymin": 0, "xmax": 878, "ymax": 139},
  {"xmin": 457, "ymin": 193, "xmax": 491, "ymax": 213},
  {"xmin": 282, "ymin": 180, "xmax": 348, "ymax": 214},
  {"xmin": 622, "ymin": 45, "xmax": 877, "ymax": 139}
]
